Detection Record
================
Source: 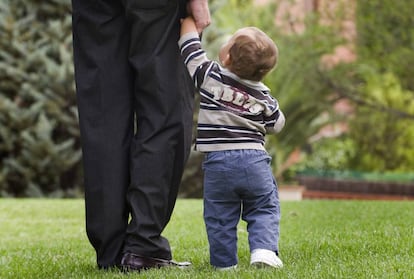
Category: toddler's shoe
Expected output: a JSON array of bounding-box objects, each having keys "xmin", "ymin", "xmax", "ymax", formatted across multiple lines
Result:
[{"xmin": 250, "ymin": 249, "xmax": 283, "ymax": 268}]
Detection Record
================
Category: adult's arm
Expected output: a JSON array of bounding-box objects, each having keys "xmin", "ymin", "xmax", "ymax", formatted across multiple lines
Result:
[{"xmin": 187, "ymin": 0, "xmax": 211, "ymax": 33}]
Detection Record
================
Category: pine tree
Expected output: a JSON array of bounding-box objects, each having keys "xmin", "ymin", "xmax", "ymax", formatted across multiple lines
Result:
[{"xmin": 0, "ymin": 0, "xmax": 81, "ymax": 197}]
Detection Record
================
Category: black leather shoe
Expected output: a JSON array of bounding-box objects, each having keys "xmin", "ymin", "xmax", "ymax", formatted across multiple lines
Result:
[{"xmin": 120, "ymin": 252, "xmax": 191, "ymax": 272}]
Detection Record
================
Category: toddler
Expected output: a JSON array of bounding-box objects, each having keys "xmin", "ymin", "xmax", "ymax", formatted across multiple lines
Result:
[{"xmin": 179, "ymin": 16, "xmax": 285, "ymax": 270}]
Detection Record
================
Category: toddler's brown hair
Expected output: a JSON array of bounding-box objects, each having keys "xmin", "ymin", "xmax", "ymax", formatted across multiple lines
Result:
[{"xmin": 228, "ymin": 27, "xmax": 278, "ymax": 81}]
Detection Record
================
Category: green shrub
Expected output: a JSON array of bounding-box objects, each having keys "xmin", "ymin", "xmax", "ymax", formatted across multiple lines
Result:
[
  {"xmin": 0, "ymin": 0, "xmax": 81, "ymax": 197},
  {"xmin": 356, "ymin": 0, "xmax": 414, "ymax": 91}
]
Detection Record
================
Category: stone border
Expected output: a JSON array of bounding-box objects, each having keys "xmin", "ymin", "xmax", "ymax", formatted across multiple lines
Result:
[{"xmin": 297, "ymin": 176, "xmax": 414, "ymax": 200}]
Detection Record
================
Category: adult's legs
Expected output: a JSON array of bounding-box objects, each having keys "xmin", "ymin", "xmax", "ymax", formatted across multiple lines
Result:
[
  {"xmin": 122, "ymin": 0, "xmax": 194, "ymax": 260},
  {"xmin": 72, "ymin": 0, "xmax": 133, "ymax": 268}
]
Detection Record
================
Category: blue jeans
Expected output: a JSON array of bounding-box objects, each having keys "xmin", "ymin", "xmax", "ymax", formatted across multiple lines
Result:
[{"xmin": 202, "ymin": 149, "xmax": 281, "ymax": 268}]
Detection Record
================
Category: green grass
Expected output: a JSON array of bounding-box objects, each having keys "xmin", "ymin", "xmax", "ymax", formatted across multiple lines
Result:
[{"xmin": 0, "ymin": 199, "xmax": 413, "ymax": 278}]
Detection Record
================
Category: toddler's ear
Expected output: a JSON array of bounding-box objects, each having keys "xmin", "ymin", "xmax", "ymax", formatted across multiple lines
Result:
[{"xmin": 221, "ymin": 54, "xmax": 231, "ymax": 66}]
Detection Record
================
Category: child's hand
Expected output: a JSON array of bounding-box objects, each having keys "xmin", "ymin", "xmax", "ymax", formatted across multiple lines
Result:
[{"xmin": 180, "ymin": 16, "xmax": 198, "ymax": 36}]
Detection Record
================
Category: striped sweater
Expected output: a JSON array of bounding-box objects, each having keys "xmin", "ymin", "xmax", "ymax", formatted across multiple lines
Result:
[{"xmin": 178, "ymin": 32, "xmax": 285, "ymax": 152}]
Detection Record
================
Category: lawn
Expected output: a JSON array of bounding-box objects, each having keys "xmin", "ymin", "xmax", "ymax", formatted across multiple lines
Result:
[{"xmin": 0, "ymin": 199, "xmax": 413, "ymax": 278}]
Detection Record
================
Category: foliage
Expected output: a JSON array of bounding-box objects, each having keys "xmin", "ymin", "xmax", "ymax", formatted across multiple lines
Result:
[
  {"xmin": 1, "ymin": 199, "xmax": 414, "ymax": 278},
  {"xmin": 356, "ymin": 0, "xmax": 414, "ymax": 91},
  {"xmin": 0, "ymin": 0, "xmax": 81, "ymax": 197},
  {"xmin": 294, "ymin": 0, "xmax": 414, "ymax": 177},
  {"xmin": 347, "ymin": 0, "xmax": 414, "ymax": 171},
  {"xmin": 296, "ymin": 65, "xmax": 414, "ymax": 173},
  {"xmin": 298, "ymin": 137, "xmax": 355, "ymax": 171},
  {"xmin": 348, "ymin": 69, "xmax": 414, "ymax": 171}
]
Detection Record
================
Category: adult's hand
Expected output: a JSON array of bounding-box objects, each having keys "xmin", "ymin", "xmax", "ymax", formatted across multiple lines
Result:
[{"xmin": 188, "ymin": 0, "xmax": 211, "ymax": 33}]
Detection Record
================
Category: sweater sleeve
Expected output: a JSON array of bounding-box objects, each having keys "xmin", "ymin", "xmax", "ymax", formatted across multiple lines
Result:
[
  {"xmin": 263, "ymin": 97, "xmax": 285, "ymax": 134},
  {"xmin": 178, "ymin": 32, "xmax": 212, "ymax": 88}
]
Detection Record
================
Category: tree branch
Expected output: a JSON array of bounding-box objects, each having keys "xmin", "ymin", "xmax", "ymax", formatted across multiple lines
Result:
[{"xmin": 320, "ymin": 72, "xmax": 414, "ymax": 120}]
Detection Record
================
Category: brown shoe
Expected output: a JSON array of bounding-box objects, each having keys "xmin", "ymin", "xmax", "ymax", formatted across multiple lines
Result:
[{"xmin": 120, "ymin": 252, "xmax": 191, "ymax": 272}]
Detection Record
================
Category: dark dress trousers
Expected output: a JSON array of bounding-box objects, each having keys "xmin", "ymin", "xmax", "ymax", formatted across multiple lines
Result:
[{"xmin": 71, "ymin": 0, "xmax": 194, "ymax": 268}]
